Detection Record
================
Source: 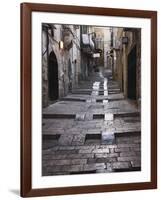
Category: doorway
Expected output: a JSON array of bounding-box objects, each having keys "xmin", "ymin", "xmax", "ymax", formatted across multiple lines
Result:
[
  {"xmin": 128, "ymin": 45, "xmax": 137, "ymax": 100},
  {"xmin": 48, "ymin": 51, "xmax": 59, "ymax": 100}
]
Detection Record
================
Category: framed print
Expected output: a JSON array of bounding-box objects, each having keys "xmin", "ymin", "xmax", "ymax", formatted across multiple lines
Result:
[{"xmin": 21, "ymin": 3, "xmax": 157, "ymax": 197}]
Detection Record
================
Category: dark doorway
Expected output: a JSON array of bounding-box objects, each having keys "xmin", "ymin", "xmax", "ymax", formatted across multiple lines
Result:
[
  {"xmin": 128, "ymin": 45, "xmax": 137, "ymax": 99},
  {"xmin": 48, "ymin": 51, "xmax": 59, "ymax": 100}
]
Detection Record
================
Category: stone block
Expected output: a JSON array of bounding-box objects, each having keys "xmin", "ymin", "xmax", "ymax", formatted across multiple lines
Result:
[
  {"xmin": 58, "ymin": 146, "xmax": 75, "ymax": 150},
  {"xmin": 120, "ymin": 152, "xmax": 136, "ymax": 157},
  {"xmin": 67, "ymin": 165, "xmax": 83, "ymax": 172},
  {"xmin": 68, "ymin": 153, "xmax": 94, "ymax": 159},
  {"xmin": 105, "ymin": 113, "xmax": 114, "ymax": 121},
  {"xmin": 75, "ymin": 113, "xmax": 86, "ymax": 121},
  {"xmin": 48, "ymin": 159, "xmax": 71, "ymax": 166},
  {"xmin": 101, "ymin": 131, "xmax": 115, "ymax": 145},
  {"xmin": 109, "ymin": 148, "xmax": 115, "ymax": 153},
  {"xmin": 71, "ymin": 159, "xmax": 87, "ymax": 165},
  {"xmin": 112, "ymin": 162, "xmax": 131, "ymax": 169},
  {"xmin": 117, "ymin": 143, "xmax": 140, "ymax": 148},
  {"xmin": 103, "ymin": 100, "xmax": 109, "ymax": 104},
  {"xmin": 91, "ymin": 99, "xmax": 96, "ymax": 103},
  {"xmin": 86, "ymin": 99, "xmax": 92, "ymax": 103},
  {"xmin": 95, "ymin": 153, "xmax": 119, "ymax": 158},
  {"xmin": 87, "ymin": 157, "xmax": 116, "ymax": 164},
  {"xmin": 83, "ymin": 163, "xmax": 106, "ymax": 171},
  {"xmin": 114, "ymin": 147, "xmax": 130, "ymax": 152},
  {"xmin": 104, "ymin": 91, "xmax": 108, "ymax": 96},
  {"xmin": 58, "ymin": 135, "xmax": 73, "ymax": 146},
  {"xmin": 54, "ymin": 149, "xmax": 79, "ymax": 155},
  {"xmin": 106, "ymin": 163, "xmax": 113, "ymax": 172},
  {"xmin": 118, "ymin": 156, "xmax": 141, "ymax": 162},
  {"xmin": 72, "ymin": 135, "xmax": 85, "ymax": 145},
  {"xmin": 85, "ymin": 113, "xmax": 93, "ymax": 120},
  {"xmin": 131, "ymin": 160, "xmax": 141, "ymax": 168},
  {"xmin": 92, "ymin": 148, "xmax": 109, "ymax": 153},
  {"xmin": 79, "ymin": 148, "xmax": 93, "ymax": 153}
]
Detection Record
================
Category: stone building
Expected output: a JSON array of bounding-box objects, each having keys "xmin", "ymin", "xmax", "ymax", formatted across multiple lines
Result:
[
  {"xmin": 103, "ymin": 27, "xmax": 112, "ymax": 69},
  {"xmin": 79, "ymin": 25, "xmax": 108, "ymax": 78},
  {"xmin": 111, "ymin": 27, "xmax": 141, "ymax": 106},
  {"xmin": 42, "ymin": 24, "xmax": 81, "ymax": 107},
  {"xmin": 42, "ymin": 24, "xmax": 141, "ymax": 108},
  {"xmin": 42, "ymin": 25, "xmax": 142, "ymax": 175},
  {"xmin": 88, "ymin": 26, "xmax": 112, "ymax": 69},
  {"xmin": 80, "ymin": 25, "xmax": 96, "ymax": 78}
]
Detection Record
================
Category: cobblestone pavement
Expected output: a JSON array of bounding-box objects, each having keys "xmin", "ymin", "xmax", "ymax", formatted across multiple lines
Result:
[{"xmin": 42, "ymin": 69, "xmax": 141, "ymax": 176}]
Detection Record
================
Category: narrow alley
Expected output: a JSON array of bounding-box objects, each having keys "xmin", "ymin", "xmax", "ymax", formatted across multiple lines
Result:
[
  {"xmin": 42, "ymin": 24, "xmax": 141, "ymax": 176},
  {"xmin": 42, "ymin": 68, "xmax": 141, "ymax": 176}
]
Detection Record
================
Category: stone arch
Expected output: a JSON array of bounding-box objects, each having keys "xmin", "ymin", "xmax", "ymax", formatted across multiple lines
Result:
[{"xmin": 48, "ymin": 51, "xmax": 59, "ymax": 100}]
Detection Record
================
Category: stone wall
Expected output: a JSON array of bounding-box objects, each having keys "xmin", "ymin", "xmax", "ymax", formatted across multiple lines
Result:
[
  {"xmin": 42, "ymin": 28, "xmax": 49, "ymax": 107},
  {"xmin": 125, "ymin": 29, "xmax": 141, "ymax": 102},
  {"xmin": 42, "ymin": 24, "xmax": 81, "ymax": 108},
  {"xmin": 113, "ymin": 28, "xmax": 141, "ymax": 104},
  {"xmin": 112, "ymin": 28, "xmax": 124, "ymax": 90}
]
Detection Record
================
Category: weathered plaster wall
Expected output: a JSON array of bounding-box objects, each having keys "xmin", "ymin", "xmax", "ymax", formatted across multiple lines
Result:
[{"xmin": 42, "ymin": 24, "xmax": 81, "ymax": 107}]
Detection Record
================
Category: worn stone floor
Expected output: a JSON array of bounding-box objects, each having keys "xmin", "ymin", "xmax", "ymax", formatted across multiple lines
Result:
[{"xmin": 42, "ymin": 69, "xmax": 141, "ymax": 176}]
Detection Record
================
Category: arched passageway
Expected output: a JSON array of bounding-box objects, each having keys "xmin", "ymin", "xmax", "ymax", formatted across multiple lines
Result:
[{"xmin": 48, "ymin": 51, "xmax": 59, "ymax": 100}]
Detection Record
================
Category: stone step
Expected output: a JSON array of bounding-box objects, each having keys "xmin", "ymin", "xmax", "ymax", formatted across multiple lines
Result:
[
  {"xmin": 60, "ymin": 97, "xmax": 86, "ymax": 102},
  {"xmin": 115, "ymin": 112, "xmax": 140, "ymax": 118},
  {"xmin": 58, "ymin": 98, "xmax": 124, "ymax": 103},
  {"xmin": 114, "ymin": 131, "xmax": 141, "ymax": 136},
  {"xmin": 93, "ymin": 112, "xmax": 140, "ymax": 120},
  {"xmin": 85, "ymin": 134, "xmax": 101, "ymax": 145},
  {"xmin": 108, "ymin": 91, "xmax": 121, "ymax": 94},
  {"xmin": 112, "ymin": 162, "xmax": 141, "ymax": 172},
  {"xmin": 96, "ymin": 98, "xmax": 124, "ymax": 102},
  {"xmin": 73, "ymin": 89, "xmax": 93, "ymax": 92},
  {"xmin": 71, "ymin": 91, "xmax": 91, "ymax": 95},
  {"xmin": 43, "ymin": 114, "xmax": 75, "ymax": 119}
]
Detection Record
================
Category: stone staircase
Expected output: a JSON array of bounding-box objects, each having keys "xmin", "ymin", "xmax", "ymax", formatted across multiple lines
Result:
[{"xmin": 42, "ymin": 70, "xmax": 141, "ymax": 176}]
